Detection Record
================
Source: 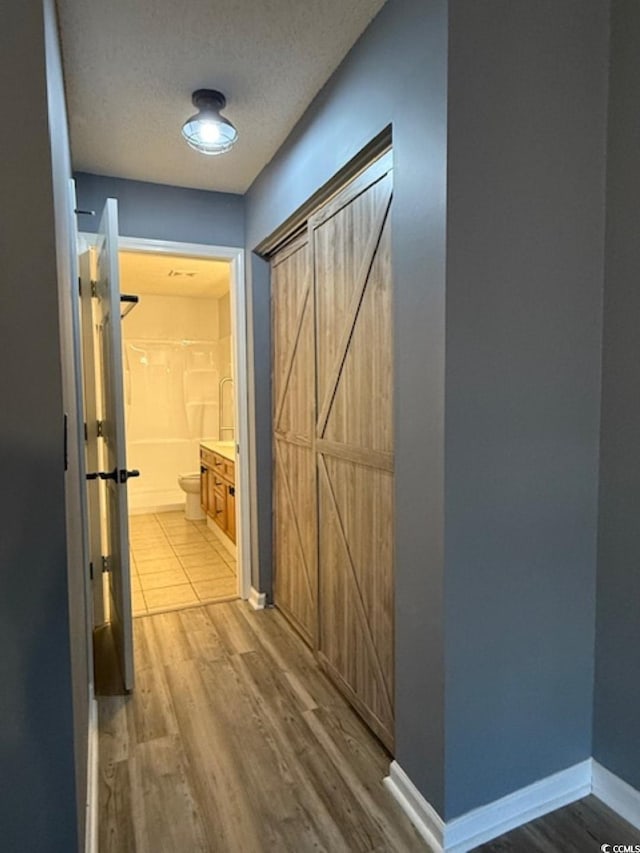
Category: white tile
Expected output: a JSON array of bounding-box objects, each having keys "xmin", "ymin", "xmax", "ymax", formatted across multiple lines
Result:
[
  {"xmin": 139, "ymin": 569, "xmax": 190, "ymax": 591},
  {"xmin": 145, "ymin": 584, "xmax": 198, "ymax": 611},
  {"xmin": 136, "ymin": 556, "xmax": 183, "ymax": 575}
]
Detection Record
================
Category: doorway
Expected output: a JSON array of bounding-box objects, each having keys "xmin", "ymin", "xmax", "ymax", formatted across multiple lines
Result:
[
  {"xmin": 80, "ymin": 230, "xmax": 252, "ymax": 672},
  {"xmin": 120, "ymin": 249, "xmax": 239, "ymax": 615}
]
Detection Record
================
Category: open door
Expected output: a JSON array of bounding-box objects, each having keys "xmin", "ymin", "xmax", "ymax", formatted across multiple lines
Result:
[
  {"xmin": 79, "ymin": 250, "xmax": 106, "ymax": 628},
  {"xmin": 94, "ymin": 198, "xmax": 135, "ymax": 691}
]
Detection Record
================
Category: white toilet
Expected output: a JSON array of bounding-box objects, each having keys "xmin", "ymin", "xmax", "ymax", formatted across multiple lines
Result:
[{"xmin": 177, "ymin": 472, "xmax": 204, "ymax": 520}]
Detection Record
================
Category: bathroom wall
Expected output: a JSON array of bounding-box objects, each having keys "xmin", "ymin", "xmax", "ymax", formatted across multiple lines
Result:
[{"xmin": 122, "ymin": 292, "xmax": 222, "ymax": 511}]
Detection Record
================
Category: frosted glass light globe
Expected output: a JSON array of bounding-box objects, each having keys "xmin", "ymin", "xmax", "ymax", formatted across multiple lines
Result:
[{"xmin": 181, "ymin": 90, "xmax": 238, "ymax": 156}]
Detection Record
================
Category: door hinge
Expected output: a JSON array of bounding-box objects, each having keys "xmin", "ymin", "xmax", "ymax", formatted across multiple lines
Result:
[
  {"xmin": 84, "ymin": 421, "xmax": 88, "ymax": 443},
  {"xmin": 89, "ymin": 561, "xmax": 94, "ymax": 581},
  {"xmin": 101, "ymin": 555, "xmax": 111, "ymax": 573},
  {"xmin": 91, "ymin": 280, "xmax": 98, "ymax": 298},
  {"xmin": 97, "ymin": 419, "xmax": 104, "ymax": 438},
  {"xmin": 63, "ymin": 413, "xmax": 68, "ymax": 472},
  {"xmin": 78, "ymin": 276, "xmax": 82, "ymax": 297}
]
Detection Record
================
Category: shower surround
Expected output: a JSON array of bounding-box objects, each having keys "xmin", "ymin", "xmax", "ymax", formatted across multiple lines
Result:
[{"xmin": 123, "ymin": 290, "xmax": 233, "ymax": 513}]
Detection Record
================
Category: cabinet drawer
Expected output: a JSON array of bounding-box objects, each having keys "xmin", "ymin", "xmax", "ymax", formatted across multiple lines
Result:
[
  {"xmin": 200, "ymin": 448, "xmax": 218, "ymax": 469},
  {"xmin": 201, "ymin": 447, "xmax": 234, "ymax": 484}
]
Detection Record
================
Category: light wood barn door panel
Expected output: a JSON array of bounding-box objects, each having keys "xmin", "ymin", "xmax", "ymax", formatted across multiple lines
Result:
[
  {"xmin": 312, "ymin": 153, "xmax": 395, "ymax": 749},
  {"xmin": 272, "ymin": 235, "xmax": 317, "ymax": 645}
]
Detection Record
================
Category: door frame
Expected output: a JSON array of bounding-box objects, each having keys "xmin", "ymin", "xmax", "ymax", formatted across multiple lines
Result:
[{"xmin": 78, "ymin": 232, "xmax": 252, "ymax": 602}]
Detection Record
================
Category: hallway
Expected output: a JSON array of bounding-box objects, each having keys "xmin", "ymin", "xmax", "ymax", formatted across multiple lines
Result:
[{"xmin": 98, "ymin": 601, "xmax": 426, "ymax": 852}]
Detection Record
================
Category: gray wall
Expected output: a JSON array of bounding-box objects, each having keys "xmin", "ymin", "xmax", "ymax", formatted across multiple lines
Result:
[
  {"xmin": 444, "ymin": 0, "xmax": 609, "ymax": 819},
  {"xmin": 75, "ymin": 172, "xmax": 244, "ymax": 247},
  {"xmin": 44, "ymin": 0, "xmax": 92, "ymax": 847},
  {"xmin": 0, "ymin": 0, "xmax": 79, "ymax": 849},
  {"xmin": 245, "ymin": 0, "xmax": 449, "ymax": 813},
  {"xmin": 594, "ymin": 0, "xmax": 640, "ymax": 792}
]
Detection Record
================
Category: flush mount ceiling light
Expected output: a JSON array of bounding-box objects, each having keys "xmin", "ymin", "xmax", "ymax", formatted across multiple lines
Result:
[{"xmin": 181, "ymin": 89, "xmax": 238, "ymax": 156}]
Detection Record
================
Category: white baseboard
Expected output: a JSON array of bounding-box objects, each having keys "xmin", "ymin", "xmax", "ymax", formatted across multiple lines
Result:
[
  {"xmin": 85, "ymin": 696, "xmax": 99, "ymax": 853},
  {"xmin": 445, "ymin": 760, "xmax": 592, "ymax": 852},
  {"xmin": 248, "ymin": 586, "xmax": 266, "ymax": 611},
  {"xmin": 593, "ymin": 761, "xmax": 640, "ymax": 831},
  {"xmin": 385, "ymin": 759, "xmax": 592, "ymax": 853},
  {"xmin": 384, "ymin": 762, "xmax": 444, "ymax": 851}
]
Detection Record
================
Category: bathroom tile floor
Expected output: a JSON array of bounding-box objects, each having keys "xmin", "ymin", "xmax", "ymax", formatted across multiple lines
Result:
[{"xmin": 128, "ymin": 511, "xmax": 238, "ymax": 616}]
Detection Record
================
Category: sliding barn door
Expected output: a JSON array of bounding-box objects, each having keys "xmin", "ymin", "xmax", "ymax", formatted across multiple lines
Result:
[
  {"xmin": 272, "ymin": 233, "xmax": 317, "ymax": 645},
  {"xmin": 271, "ymin": 151, "xmax": 394, "ymax": 749},
  {"xmin": 312, "ymin": 153, "xmax": 394, "ymax": 749}
]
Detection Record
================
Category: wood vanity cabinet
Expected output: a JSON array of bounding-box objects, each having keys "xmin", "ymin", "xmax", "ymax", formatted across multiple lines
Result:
[{"xmin": 200, "ymin": 446, "xmax": 236, "ymax": 543}]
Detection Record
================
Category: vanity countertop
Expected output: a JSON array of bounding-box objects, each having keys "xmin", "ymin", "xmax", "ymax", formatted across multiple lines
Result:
[{"xmin": 200, "ymin": 440, "xmax": 236, "ymax": 462}]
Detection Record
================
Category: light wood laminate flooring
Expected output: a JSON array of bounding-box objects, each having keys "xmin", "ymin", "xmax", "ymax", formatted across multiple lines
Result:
[
  {"xmin": 98, "ymin": 600, "xmax": 426, "ymax": 852},
  {"xmin": 129, "ymin": 512, "xmax": 237, "ymax": 616},
  {"xmin": 99, "ymin": 600, "xmax": 640, "ymax": 852}
]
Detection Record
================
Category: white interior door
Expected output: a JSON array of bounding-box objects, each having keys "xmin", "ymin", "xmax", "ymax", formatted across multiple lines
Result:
[
  {"xmin": 95, "ymin": 199, "xmax": 135, "ymax": 691},
  {"xmin": 79, "ymin": 250, "xmax": 106, "ymax": 628}
]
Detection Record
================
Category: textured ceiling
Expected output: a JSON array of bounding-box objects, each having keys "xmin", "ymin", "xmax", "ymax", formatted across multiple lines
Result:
[
  {"xmin": 57, "ymin": 0, "xmax": 386, "ymax": 194},
  {"xmin": 119, "ymin": 251, "xmax": 230, "ymax": 299}
]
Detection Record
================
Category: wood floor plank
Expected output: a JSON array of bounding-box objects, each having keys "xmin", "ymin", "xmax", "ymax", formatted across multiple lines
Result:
[
  {"xmin": 178, "ymin": 607, "xmax": 227, "ymax": 662},
  {"xmin": 230, "ymin": 650, "xmax": 357, "ymax": 851},
  {"xmin": 132, "ymin": 617, "xmax": 153, "ymax": 672},
  {"xmin": 127, "ymin": 662, "xmax": 177, "ymax": 747},
  {"xmin": 235, "ymin": 603, "xmax": 349, "ymax": 710},
  {"xmin": 205, "ymin": 599, "xmax": 257, "ymax": 655},
  {"xmin": 474, "ymin": 794, "xmax": 640, "ymax": 852},
  {"xmin": 303, "ymin": 705, "xmax": 425, "ymax": 852},
  {"xmin": 234, "ymin": 644, "xmax": 403, "ymax": 852},
  {"xmin": 570, "ymin": 795, "xmax": 640, "ymax": 841},
  {"xmin": 98, "ymin": 696, "xmax": 131, "ymax": 765},
  {"xmin": 98, "ymin": 757, "xmax": 136, "ymax": 853},
  {"xmin": 199, "ymin": 654, "xmax": 325, "ymax": 852},
  {"xmin": 163, "ymin": 657, "xmax": 266, "ymax": 851},
  {"xmin": 146, "ymin": 611, "xmax": 195, "ymax": 666},
  {"xmin": 127, "ymin": 735, "xmax": 209, "ymax": 853}
]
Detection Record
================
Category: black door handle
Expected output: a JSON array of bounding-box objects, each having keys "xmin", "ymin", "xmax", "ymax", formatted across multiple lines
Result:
[
  {"xmin": 86, "ymin": 470, "xmax": 115, "ymax": 481},
  {"xmin": 86, "ymin": 468, "xmax": 139, "ymax": 483}
]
